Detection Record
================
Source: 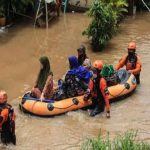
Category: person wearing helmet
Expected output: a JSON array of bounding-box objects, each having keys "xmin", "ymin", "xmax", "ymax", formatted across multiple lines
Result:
[
  {"xmin": 115, "ymin": 42, "xmax": 141, "ymax": 84},
  {"xmin": 77, "ymin": 45, "xmax": 91, "ymax": 66},
  {"xmin": 0, "ymin": 90, "xmax": 16, "ymax": 145},
  {"xmin": 89, "ymin": 60, "xmax": 110, "ymax": 118}
]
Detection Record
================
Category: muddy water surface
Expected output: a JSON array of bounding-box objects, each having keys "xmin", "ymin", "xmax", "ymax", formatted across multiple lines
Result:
[{"xmin": 0, "ymin": 12, "xmax": 150, "ymax": 149}]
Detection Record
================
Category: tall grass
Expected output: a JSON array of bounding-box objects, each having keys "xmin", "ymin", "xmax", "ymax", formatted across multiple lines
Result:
[{"xmin": 81, "ymin": 130, "xmax": 150, "ymax": 150}]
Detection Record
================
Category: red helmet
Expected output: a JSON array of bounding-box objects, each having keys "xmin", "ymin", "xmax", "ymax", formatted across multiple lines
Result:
[
  {"xmin": 128, "ymin": 42, "xmax": 136, "ymax": 51},
  {"xmin": 93, "ymin": 60, "xmax": 103, "ymax": 70}
]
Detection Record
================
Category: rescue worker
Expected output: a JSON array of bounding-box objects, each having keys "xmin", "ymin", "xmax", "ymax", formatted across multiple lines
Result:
[
  {"xmin": 0, "ymin": 90, "xmax": 16, "ymax": 145},
  {"xmin": 31, "ymin": 56, "xmax": 53, "ymax": 101},
  {"xmin": 89, "ymin": 60, "xmax": 110, "ymax": 118},
  {"xmin": 115, "ymin": 41, "xmax": 141, "ymax": 84},
  {"xmin": 77, "ymin": 45, "xmax": 90, "ymax": 66}
]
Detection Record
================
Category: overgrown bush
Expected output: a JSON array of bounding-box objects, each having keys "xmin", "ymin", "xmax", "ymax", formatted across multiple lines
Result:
[
  {"xmin": 9, "ymin": 0, "xmax": 34, "ymax": 13},
  {"xmin": 1, "ymin": 0, "xmax": 34, "ymax": 21},
  {"xmin": 83, "ymin": 0, "xmax": 117, "ymax": 51},
  {"xmin": 83, "ymin": 0, "xmax": 128, "ymax": 51},
  {"xmin": 81, "ymin": 130, "xmax": 150, "ymax": 150},
  {"xmin": 101, "ymin": 0, "xmax": 128, "ymax": 23}
]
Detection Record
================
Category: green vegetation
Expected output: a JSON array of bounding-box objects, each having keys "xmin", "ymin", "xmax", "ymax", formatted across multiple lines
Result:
[
  {"xmin": 82, "ymin": 1, "xmax": 117, "ymax": 51},
  {"xmin": 83, "ymin": 0, "xmax": 128, "ymax": 51},
  {"xmin": 101, "ymin": 0, "xmax": 128, "ymax": 23},
  {"xmin": 136, "ymin": 0, "xmax": 150, "ymax": 11},
  {"xmin": 8, "ymin": 0, "xmax": 34, "ymax": 14},
  {"xmin": 0, "ymin": 0, "xmax": 34, "ymax": 24},
  {"xmin": 0, "ymin": 0, "xmax": 5, "ymax": 17},
  {"xmin": 81, "ymin": 130, "xmax": 150, "ymax": 150}
]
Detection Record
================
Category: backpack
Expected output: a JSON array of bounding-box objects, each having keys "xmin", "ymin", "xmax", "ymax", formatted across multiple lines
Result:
[{"xmin": 101, "ymin": 65, "xmax": 118, "ymax": 86}]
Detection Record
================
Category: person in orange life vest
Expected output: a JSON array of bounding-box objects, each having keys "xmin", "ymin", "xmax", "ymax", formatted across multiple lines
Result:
[
  {"xmin": 115, "ymin": 42, "xmax": 141, "ymax": 84},
  {"xmin": 0, "ymin": 90, "xmax": 16, "ymax": 145},
  {"xmin": 89, "ymin": 60, "xmax": 110, "ymax": 118}
]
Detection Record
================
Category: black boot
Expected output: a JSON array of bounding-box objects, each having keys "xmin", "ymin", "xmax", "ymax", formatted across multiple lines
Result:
[
  {"xmin": 135, "ymin": 74, "xmax": 140, "ymax": 84},
  {"xmin": 89, "ymin": 100, "xmax": 104, "ymax": 117}
]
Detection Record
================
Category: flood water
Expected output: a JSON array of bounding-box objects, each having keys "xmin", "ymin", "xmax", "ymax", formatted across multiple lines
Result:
[{"xmin": 0, "ymin": 12, "xmax": 150, "ymax": 149}]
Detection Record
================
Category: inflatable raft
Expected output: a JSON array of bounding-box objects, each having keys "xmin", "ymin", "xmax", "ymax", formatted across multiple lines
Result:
[{"xmin": 19, "ymin": 69, "xmax": 137, "ymax": 116}]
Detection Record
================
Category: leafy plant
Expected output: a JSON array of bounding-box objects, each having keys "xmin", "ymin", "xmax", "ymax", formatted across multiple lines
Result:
[
  {"xmin": 81, "ymin": 130, "xmax": 150, "ymax": 150},
  {"xmin": 101, "ymin": 0, "xmax": 128, "ymax": 22},
  {"xmin": 9, "ymin": 0, "xmax": 34, "ymax": 14},
  {"xmin": 83, "ymin": 0, "xmax": 117, "ymax": 51},
  {"xmin": 1, "ymin": 0, "xmax": 34, "ymax": 20}
]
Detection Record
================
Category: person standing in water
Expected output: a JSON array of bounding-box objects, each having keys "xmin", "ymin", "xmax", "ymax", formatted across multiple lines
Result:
[
  {"xmin": 115, "ymin": 41, "xmax": 141, "ymax": 84},
  {"xmin": 0, "ymin": 90, "xmax": 16, "ymax": 145},
  {"xmin": 89, "ymin": 60, "xmax": 110, "ymax": 118},
  {"xmin": 31, "ymin": 56, "xmax": 53, "ymax": 101}
]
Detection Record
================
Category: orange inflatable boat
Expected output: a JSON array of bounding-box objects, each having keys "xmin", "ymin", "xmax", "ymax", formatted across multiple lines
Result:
[{"xmin": 19, "ymin": 69, "xmax": 137, "ymax": 116}]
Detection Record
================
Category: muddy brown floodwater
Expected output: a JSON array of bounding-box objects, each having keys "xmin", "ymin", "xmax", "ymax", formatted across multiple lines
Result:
[{"xmin": 0, "ymin": 12, "xmax": 150, "ymax": 150}]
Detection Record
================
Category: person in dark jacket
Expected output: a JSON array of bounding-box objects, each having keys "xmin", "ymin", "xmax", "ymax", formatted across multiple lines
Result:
[
  {"xmin": 65, "ymin": 55, "xmax": 92, "ymax": 98},
  {"xmin": 53, "ymin": 56, "xmax": 92, "ymax": 100}
]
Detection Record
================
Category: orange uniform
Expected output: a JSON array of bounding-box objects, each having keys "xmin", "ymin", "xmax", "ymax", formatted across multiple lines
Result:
[
  {"xmin": 89, "ymin": 77, "xmax": 110, "ymax": 113},
  {"xmin": 0, "ymin": 103, "xmax": 16, "ymax": 145},
  {"xmin": 0, "ymin": 90, "xmax": 16, "ymax": 145},
  {"xmin": 115, "ymin": 54, "xmax": 141, "ymax": 75},
  {"xmin": 0, "ymin": 108, "xmax": 9, "ymax": 129},
  {"xmin": 89, "ymin": 60, "xmax": 110, "ymax": 117},
  {"xmin": 116, "ymin": 42, "xmax": 142, "ymax": 84},
  {"xmin": 0, "ymin": 104, "xmax": 16, "ymax": 130}
]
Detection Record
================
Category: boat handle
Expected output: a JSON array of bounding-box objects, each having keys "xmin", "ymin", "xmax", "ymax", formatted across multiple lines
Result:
[
  {"xmin": 124, "ymin": 83, "xmax": 130, "ymax": 90},
  {"xmin": 72, "ymin": 98, "xmax": 79, "ymax": 105}
]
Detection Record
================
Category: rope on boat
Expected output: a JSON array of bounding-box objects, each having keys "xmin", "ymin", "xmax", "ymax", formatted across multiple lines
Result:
[
  {"xmin": 52, "ymin": 104, "xmax": 76, "ymax": 110},
  {"xmin": 47, "ymin": 98, "xmax": 91, "ymax": 110}
]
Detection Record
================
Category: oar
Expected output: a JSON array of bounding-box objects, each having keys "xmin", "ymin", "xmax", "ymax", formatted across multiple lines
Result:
[{"xmin": 19, "ymin": 96, "xmax": 54, "ymax": 103}]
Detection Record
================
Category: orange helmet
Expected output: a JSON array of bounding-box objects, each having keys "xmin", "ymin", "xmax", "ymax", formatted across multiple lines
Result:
[
  {"xmin": 128, "ymin": 42, "xmax": 136, "ymax": 51},
  {"xmin": 93, "ymin": 60, "xmax": 103, "ymax": 70},
  {"xmin": 0, "ymin": 90, "xmax": 7, "ymax": 104}
]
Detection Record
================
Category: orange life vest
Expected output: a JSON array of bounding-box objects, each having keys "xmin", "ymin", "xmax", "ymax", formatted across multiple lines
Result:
[
  {"xmin": 0, "ymin": 103, "xmax": 15, "ymax": 129},
  {"xmin": 0, "ymin": 103, "xmax": 16, "ymax": 145},
  {"xmin": 89, "ymin": 77, "xmax": 110, "ymax": 112},
  {"xmin": 115, "ymin": 54, "xmax": 141, "ymax": 75}
]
